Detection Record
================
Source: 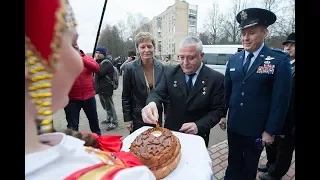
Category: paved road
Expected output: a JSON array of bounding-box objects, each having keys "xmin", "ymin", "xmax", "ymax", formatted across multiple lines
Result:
[{"xmin": 53, "ymin": 76, "xmax": 227, "ymax": 147}]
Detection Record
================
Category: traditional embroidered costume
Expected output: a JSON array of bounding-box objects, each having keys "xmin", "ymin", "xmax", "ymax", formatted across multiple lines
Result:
[{"xmin": 25, "ymin": 0, "xmax": 156, "ymax": 179}]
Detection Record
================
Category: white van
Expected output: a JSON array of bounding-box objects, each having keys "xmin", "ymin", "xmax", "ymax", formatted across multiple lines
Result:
[{"xmin": 203, "ymin": 45, "xmax": 243, "ymax": 75}]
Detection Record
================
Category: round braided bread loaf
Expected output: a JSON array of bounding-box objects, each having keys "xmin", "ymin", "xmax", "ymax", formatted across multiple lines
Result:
[{"xmin": 129, "ymin": 127, "xmax": 181, "ymax": 179}]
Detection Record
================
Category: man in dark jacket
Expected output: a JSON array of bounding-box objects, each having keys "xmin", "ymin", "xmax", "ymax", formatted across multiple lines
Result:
[
  {"xmin": 258, "ymin": 33, "xmax": 295, "ymax": 180},
  {"xmin": 64, "ymin": 41, "xmax": 101, "ymax": 135},
  {"xmin": 94, "ymin": 46, "xmax": 118, "ymax": 131}
]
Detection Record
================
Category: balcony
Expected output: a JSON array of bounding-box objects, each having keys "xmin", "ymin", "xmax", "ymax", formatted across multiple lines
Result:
[
  {"xmin": 189, "ymin": 9, "xmax": 197, "ymax": 17},
  {"xmin": 189, "ymin": 13, "xmax": 197, "ymax": 18}
]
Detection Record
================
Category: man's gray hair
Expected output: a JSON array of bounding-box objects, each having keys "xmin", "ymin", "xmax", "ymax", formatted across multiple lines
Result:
[{"xmin": 179, "ymin": 36, "xmax": 203, "ymax": 54}]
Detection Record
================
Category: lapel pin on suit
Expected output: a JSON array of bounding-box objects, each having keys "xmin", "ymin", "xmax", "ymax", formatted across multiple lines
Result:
[
  {"xmin": 260, "ymin": 54, "xmax": 264, "ymax": 57},
  {"xmin": 173, "ymin": 81, "xmax": 177, "ymax": 87},
  {"xmin": 202, "ymin": 87, "xmax": 207, "ymax": 95}
]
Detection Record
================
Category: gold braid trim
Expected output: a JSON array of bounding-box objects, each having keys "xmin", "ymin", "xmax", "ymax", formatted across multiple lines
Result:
[
  {"xmin": 25, "ymin": 41, "xmax": 54, "ymax": 134},
  {"xmin": 25, "ymin": 0, "xmax": 77, "ymax": 134}
]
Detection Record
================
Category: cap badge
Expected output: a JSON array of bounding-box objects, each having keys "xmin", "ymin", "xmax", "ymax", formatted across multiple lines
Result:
[{"xmin": 240, "ymin": 11, "xmax": 248, "ymax": 20}]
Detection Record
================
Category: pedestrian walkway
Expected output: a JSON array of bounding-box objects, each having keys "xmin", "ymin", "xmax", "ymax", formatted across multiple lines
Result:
[{"xmin": 207, "ymin": 140, "xmax": 295, "ymax": 180}]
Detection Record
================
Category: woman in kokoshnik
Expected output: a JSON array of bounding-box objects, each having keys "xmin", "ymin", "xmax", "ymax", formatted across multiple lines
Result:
[{"xmin": 25, "ymin": 0, "xmax": 156, "ymax": 179}]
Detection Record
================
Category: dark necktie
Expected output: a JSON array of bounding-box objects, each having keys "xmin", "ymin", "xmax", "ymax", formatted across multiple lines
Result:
[
  {"xmin": 291, "ymin": 62, "xmax": 295, "ymax": 75},
  {"xmin": 187, "ymin": 73, "xmax": 196, "ymax": 96},
  {"xmin": 243, "ymin": 53, "xmax": 254, "ymax": 75}
]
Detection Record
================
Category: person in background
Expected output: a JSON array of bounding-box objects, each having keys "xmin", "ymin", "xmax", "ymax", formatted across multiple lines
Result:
[
  {"xmin": 94, "ymin": 46, "xmax": 118, "ymax": 131},
  {"xmin": 25, "ymin": 0, "xmax": 155, "ymax": 179},
  {"xmin": 122, "ymin": 32, "xmax": 170, "ymax": 133},
  {"xmin": 116, "ymin": 56, "xmax": 123, "ymax": 75},
  {"xmin": 120, "ymin": 50, "xmax": 136, "ymax": 71},
  {"xmin": 219, "ymin": 8, "xmax": 292, "ymax": 180},
  {"xmin": 63, "ymin": 41, "xmax": 101, "ymax": 135},
  {"xmin": 258, "ymin": 32, "xmax": 295, "ymax": 180},
  {"xmin": 163, "ymin": 57, "xmax": 172, "ymax": 66}
]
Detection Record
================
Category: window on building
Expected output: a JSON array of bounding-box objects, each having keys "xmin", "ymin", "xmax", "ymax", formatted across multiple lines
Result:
[
  {"xmin": 189, "ymin": 20, "xmax": 196, "ymax": 26},
  {"xmin": 189, "ymin": 9, "xmax": 197, "ymax": 14},
  {"xmin": 189, "ymin": 16, "xmax": 196, "ymax": 20}
]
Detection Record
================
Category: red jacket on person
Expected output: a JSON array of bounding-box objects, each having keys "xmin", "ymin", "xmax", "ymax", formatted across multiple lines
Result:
[{"xmin": 68, "ymin": 50, "xmax": 100, "ymax": 101}]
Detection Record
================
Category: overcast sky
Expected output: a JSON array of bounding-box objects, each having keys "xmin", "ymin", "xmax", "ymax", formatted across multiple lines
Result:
[{"xmin": 69, "ymin": 0, "xmax": 241, "ymax": 53}]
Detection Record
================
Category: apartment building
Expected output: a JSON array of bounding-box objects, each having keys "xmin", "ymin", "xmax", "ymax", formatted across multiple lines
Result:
[{"xmin": 148, "ymin": 0, "xmax": 198, "ymax": 62}]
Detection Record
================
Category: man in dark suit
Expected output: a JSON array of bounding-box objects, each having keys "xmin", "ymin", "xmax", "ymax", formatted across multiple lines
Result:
[
  {"xmin": 140, "ymin": 36, "xmax": 225, "ymax": 147},
  {"xmin": 258, "ymin": 33, "xmax": 295, "ymax": 180},
  {"xmin": 219, "ymin": 8, "xmax": 292, "ymax": 180}
]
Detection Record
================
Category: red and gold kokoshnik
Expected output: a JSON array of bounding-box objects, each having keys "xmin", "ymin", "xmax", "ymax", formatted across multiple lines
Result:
[{"xmin": 25, "ymin": 0, "xmax": 77, "ymax": 134}]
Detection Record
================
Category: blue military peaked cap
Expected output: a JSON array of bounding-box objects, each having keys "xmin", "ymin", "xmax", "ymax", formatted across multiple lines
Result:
[{"xmin": 236, "ymin": 8, "xmax": 277, "ymax": 30}]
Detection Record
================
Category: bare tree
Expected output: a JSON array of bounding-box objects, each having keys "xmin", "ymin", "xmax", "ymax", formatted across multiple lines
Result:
[
  {"xmin": 97, "ymin": 24, "xmax": 111, "ymax": 51},
  {"xmin": 256, "ymin": 0, "xmax": 294, "ymax": 47},
  {"xmin": 136, "ymin": 13, "xmax": 151, "ymax": 31},
  {"xmin": 262, "ymin": 0, "xmax": 276, "ymax": 10},
  {"xmin": 259, "ymin": 0, "xmax": 282, "ymax": 39},
  {"xmin": 222, "ymin": 0, "xmax": 248, "ymax": 44},
  {"xmin": 97, "ymin": 24, "xmax": 124, "ymax": 57},
  {"xmin": 204, "ymin": 1, "xmax": 225, "ymax": 44},
  {"xmin": 126, "ymin": 12, "xmax": 151, "ymax": 39},
  {"xmin": 97, "ymin": 12, "xmax": 151, "ymax": 58},
  {"xmin": 126, "ymin": 12, "xmax": 138, "ymax": 39},
  {"xmin": 117, "ymin": 20, "xmax": 128, "ymax": 40},
  {"xmin": 198, "ymin": 32, "xmax": 211, "ymax": 45},
  {"xmin": 286, "ymin": 0, "xmax": 295, "ymax": 33}
]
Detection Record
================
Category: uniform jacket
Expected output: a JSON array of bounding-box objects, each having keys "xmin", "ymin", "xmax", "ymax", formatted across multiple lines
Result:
[
  {"xmin": 68, "ymin": 51, "xmax": 100, "ymax": 101},
  {"xmin": 146, "ymin": 64, "xmax": 225, "ymax": 146},
  {"xmin": 224, "ymin": 45, "xmax": 292, "ymax": 137},
  {"xmin": 122, "ymin": 58, "xmax": 170, "ymax": 131}
]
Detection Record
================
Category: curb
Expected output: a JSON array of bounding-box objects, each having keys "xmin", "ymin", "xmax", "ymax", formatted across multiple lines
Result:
[{"xmin": 209, "ymin": 140, "xmax": 228, "ymax": 149}]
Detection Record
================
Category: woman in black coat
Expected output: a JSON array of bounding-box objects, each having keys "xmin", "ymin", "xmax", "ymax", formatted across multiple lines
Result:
[{"xmin": 122, "ymin": 32, "xmax": 169, "ymax": 133}]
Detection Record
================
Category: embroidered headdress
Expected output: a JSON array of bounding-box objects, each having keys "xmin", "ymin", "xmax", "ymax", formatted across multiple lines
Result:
[{"xmin": 25, "ymin": 0, "xmax": 77, "ymax": 134}]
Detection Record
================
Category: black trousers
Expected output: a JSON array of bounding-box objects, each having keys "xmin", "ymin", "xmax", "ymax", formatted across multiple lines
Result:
[
  {"xmin": 224, "ymin": 130, "xmax": 263, "ymax": 180},
  {"xmin": 64, "ymin": 97, "xmax": 101, "ymax": 135},
  {"xmin": 265, "ymin": 134, "xmax": 295, "ymax": 177}
]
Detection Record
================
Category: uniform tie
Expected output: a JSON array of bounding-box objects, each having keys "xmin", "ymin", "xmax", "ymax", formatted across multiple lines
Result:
[
  {"xmin": 243, "ymin": 53, "xmax": 254, "ymax": 75},
  {"xmin": 187, "ymin": 73, "xmax": 196, "ymax": 96}
]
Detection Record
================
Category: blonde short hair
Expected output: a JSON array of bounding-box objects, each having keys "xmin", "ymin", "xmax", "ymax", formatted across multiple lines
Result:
[{"xmin": 134, "ymin": 32, "xmax": 156, "ymax": 49}]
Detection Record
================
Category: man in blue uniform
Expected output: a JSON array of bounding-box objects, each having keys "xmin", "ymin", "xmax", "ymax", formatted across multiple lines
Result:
[{"xmin": 219, "ymin": 8, "xmax": 292, "ymax": 180}]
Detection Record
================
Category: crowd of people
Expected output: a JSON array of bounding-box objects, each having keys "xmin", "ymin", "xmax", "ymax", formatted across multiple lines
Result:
[{"xmin": 25, "ymin": 0, "xmax": 295, "ymax": 179}]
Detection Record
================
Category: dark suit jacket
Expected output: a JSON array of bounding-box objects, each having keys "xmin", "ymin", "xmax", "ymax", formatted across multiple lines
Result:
[
  {"xmin": 94, "ymin": 57, "xmax": 114, "ymax": 96},
  {"xmin": 147, "ymin": 64, "xmax": 226, "ymax": 146},
  {"xmin": 281, "ymin": 63, "xmax": 295, "ymax": 135},
  {"xmin": 122, "ymin": 58, "xmax": 169, "ymax": 131},
  {"xmin": 224, "ymin": 45, "xmax": 292, "ymax": 137}
]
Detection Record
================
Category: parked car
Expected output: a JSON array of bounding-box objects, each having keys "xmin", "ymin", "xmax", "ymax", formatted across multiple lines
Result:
[{"xmin": 203, "ymin": 45, "xmax": 243, "ymax": 75}]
